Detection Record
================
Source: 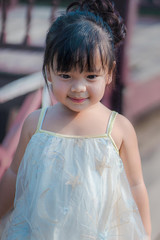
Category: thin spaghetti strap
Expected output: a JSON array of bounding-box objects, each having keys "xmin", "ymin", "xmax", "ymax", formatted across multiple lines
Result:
[
  {"xmin": 36, "ymin": 108, "xmax": 48, "ymax": 132},
  {"xmin": 106, "ymin": 111, "xmax": 118, "ymax": 136}
]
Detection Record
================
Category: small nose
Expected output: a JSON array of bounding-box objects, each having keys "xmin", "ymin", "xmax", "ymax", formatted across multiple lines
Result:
[{"xmin": 71, "ymin": 80, "xmax": 86, "ymax": 93}]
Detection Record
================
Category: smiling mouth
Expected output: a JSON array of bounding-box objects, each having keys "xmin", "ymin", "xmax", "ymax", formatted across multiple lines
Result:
[{"xmin": 68, "ymin": 96, "xmax": 88, "ymax": 103}]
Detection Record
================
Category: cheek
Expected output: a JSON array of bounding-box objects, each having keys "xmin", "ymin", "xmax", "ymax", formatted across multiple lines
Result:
[
  {"xmin": 52, "ymin": 81, "xmax": 68, "ymax": 98},
  {"xmin": 91, "ymin": 81, "xmax": 106, "ymax": 96}
]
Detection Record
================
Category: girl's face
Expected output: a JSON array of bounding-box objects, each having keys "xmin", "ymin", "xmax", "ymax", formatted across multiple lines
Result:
[{"xmin": 47, "ymin": 54, "xmax": 113, "ymax": 113}]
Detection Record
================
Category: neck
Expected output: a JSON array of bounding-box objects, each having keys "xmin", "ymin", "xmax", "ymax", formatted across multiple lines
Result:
[{"xmin": 58, "ymin": 102, "xmax": 102, "ymax": 118}]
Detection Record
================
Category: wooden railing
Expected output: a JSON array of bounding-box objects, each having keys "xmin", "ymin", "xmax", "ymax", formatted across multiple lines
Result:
[
  {"xmin": 0, "ymin": 0, "xmax": 61, "ymax": 179},
  {"xmin": 0, "ymin": 0, "xmax": 61, "ymax": 51},
  {"xmin": 0, "ymin": 72, "xmax": 57, "ymax": 180}
]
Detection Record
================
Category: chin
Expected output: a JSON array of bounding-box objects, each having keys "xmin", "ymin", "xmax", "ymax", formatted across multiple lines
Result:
[{"xmin": 69, "ymin": 108, "xmax": 84, "ymax": 113}]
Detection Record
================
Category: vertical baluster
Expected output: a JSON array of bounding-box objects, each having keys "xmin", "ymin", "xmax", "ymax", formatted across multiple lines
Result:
[
  {"xmin": 0, "ymin": 0, "xmax": 9, "ymax": 44},
  {"xmin": 10, "ymin": 0, "xmax": 18, "ymax": 8},
  {"xmin": 23, "ymin": 0, "xmax": 35, "ymax": 46},
  {"xmin": 50, "ymin": 0, "xmax": 61, "ymax": 23},
  {"xmin": 110, "ymin": 0, "xmax": 131, "ymax": 113}
]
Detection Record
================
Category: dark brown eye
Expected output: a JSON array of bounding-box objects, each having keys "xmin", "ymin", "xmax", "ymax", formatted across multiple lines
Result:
[
  {"xmin": 59, "ymin": 74, "xmax": 71, "ymax": 79},
  {"xmin": 87, "ymin": 75, "xmax": 98, "ymax": 80}
]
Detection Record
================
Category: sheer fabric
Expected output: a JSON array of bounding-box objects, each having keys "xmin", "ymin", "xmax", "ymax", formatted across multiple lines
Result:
[{"xmin": 2, "ymin": 109, "xmax": 147, "ymax": 240}]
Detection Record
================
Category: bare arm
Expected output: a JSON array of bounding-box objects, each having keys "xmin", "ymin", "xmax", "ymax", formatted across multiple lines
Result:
[
  {"xmin": 0, "ymin": 110, "xmax": 40, "ymax": 219},
  {"xmin": 119, "ymin": 116, "xmax": 151, "ymax": 238}
]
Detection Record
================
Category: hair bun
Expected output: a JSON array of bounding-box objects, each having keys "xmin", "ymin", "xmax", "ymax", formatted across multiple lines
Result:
[{"xmin": 67, "ymin": 0, "xmax": 126, "ymax": 47}]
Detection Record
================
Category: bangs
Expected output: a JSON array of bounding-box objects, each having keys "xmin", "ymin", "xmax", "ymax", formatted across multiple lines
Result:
[{"xmin": 49, "ymin": 24, "xmax": 110, "ymax": 73}]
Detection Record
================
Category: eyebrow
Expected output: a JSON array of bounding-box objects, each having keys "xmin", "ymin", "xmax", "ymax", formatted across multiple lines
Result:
[
  {"xmin": 55, "ymin": 68, "xmax": 103, "ymax": 73},
  {"xmin": 86, "ymin": 68, "xmax": 104, "ymax": 74}
]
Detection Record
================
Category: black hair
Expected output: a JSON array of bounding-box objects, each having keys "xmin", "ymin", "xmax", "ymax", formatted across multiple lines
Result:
[{"xmin": 42, "ymin": 0, "xmax": 126, "ymax": 84}]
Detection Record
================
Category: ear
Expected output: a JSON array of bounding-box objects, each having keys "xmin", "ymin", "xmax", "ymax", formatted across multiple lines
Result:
[
  {"xmin": 45, "ymin": 66, "xmax": 52, "ymax": 83},
  {"xmin": 106, "ymin": 74, "xmax": 112, "ymax": 85},
  {"xmin": 106, "ymin": 61, "xmax": 116, "ymax": 85}
]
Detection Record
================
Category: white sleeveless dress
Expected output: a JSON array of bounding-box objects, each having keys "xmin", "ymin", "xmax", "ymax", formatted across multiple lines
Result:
[{"xmin": 1, "ymin": 108, "xmax": 147, "ymax": 240}]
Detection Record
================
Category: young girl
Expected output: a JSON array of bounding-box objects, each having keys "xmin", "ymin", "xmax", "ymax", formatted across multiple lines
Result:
[{"xmin": 0, "ymin": 0, "xmax": 151, "ymax": 239}]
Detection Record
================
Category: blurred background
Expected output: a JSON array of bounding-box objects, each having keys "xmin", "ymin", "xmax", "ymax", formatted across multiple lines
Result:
[{"xmin": 0, "ymin": 0, "xmax": 160, "ymax": 239}]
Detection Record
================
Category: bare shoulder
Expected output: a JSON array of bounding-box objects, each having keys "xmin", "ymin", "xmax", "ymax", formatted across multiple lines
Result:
[
  {"xmin": 115, "ymin": 114, "xmax": 144, "ymax": 187},
  {"xmin": 111, "ymin": 113, "xmax": 137, "ymax": 151},
  {"xmin": 115, "ymin": 114, "xmax": 140, "ymax": 164},
  {"xmin": 23, "ymin": 108, "xmax": 42, "ymax": 138},
  {"xmin": 116, "ymin": 113, "xmax": 136, "ymax": 140},
  {"xmin": 10, "ymin": 108, "xmax": 42, "ymax": 174}
]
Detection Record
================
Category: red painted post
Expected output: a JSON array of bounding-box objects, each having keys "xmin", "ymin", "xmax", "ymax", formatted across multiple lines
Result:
[
  {"xmin": 102, "ymin": 0, "xmax": 138, "ymax": 114},
  {"xmin": 23, "ymin": 0, "xmax": 35, "ymax": 46},
  {"xmin": 9, "ymin": 0, "xmax": 19, "ymax": 8},
  {"xmin": 0, "ymin": 0, "xmax": 9, "ymax": 44},
  {"xmin": 110, "ymin": 0, "xmax": 129, "ymax": 113}
]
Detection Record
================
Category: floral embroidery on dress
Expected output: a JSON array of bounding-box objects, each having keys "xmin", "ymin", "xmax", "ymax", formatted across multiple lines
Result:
[
  {"xmin": 74, "ymin": 138, "xmax": 83, "ymax": 148},
  {"xmin": 95, "ymin": 157, "xmax": 111, "ymax": 176},
  {"xmin": 65, "ymin": 175, "xmax": 81, "ymax": 189},
  {"xmin": 1, "ymin": 123, "xmax": 147, "ymax": 240}
]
